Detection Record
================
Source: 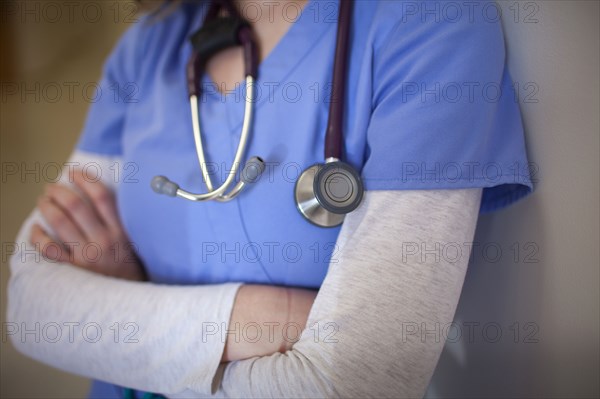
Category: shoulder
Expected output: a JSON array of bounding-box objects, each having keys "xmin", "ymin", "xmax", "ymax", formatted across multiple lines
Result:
[
  {"xmin": 353, "ymin": 0, "xmax": 507, "ymax": 106},
  {"xmin": 105, "ymin": 2, "xmax": 206, "ymax": 80},
  {"xmin": 354, "ymin": 0, "xmax": 505, "ymax": 56}
]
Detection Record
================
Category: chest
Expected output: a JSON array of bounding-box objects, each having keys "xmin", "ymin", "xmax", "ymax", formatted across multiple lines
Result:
[{"xmin": 113, "ymin": 9, "xmax": 372, "ymax": 287}]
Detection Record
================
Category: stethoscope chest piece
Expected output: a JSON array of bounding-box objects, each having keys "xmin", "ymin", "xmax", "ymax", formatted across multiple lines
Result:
[{"xmin": 295, "ymin": 161, "xmax": 363, "ymax": 228}]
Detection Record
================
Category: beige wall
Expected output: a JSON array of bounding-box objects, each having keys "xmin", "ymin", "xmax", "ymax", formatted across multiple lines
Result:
[{"xmin": 1, "ymin": 1, "xmax": 599, "ymax": 398}]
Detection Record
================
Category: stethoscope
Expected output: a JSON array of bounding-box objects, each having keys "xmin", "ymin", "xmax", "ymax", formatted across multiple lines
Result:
[{"xmin": 152, "ymin": 0, "xmax": 363, "ymax": 228}]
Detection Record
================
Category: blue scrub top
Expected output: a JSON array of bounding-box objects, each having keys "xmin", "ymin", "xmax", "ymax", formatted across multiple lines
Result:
[{"xmin": 78, "ymin": 0, "xmax": 532, "ymax": 396}]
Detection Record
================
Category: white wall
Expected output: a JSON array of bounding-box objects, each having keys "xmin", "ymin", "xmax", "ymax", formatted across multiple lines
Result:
[{"xmin": 431, "ymin": 1, "xmax": 599, "ymax": 397}]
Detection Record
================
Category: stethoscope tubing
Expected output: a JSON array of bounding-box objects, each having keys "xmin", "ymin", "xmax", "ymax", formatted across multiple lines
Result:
[
  {"xmin": 152, "ymin": 0, "xmax": 364, "ymax": 226},
  {"xmin": 325, "ymin": 0, "xmax": 352, "ymax": 160},
  {"xmin": 177, "ymin": 75, "xmax": 255, "ymax": 202}
]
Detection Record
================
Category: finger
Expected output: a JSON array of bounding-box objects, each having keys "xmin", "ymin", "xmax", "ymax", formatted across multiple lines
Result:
[
  {"xmin": 37, "ymin": 194, "xmax": 87, "ymax": 250},
  {"xmin": 30, "ymin": 223, "xmax": 71, "ymax": 263},
  {"xmin": 46, "ymin": 183, "xmax": 105, "ymax": 241},
  {"xmin": 72, "ymin": 170, "xmax": 122, "ymax": 232}
]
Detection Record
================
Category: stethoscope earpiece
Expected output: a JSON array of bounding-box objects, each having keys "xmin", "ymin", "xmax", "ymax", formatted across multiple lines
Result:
[
  {"xmin": 151, "ymin": 176, "xmax": 179, "ymax": 197},
  {"xmin": 240, "ymin": 156, "xmax": 266, "ymax": 184}
]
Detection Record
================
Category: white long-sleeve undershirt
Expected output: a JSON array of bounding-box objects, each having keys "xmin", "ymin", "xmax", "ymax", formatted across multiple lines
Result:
[
  {"xmin": 7, "ymin": 151, "xmax": 482, "ymax": 398},
  {"xmin": 210, "ymin": 183, "xmax": 482, "ymax": 398}
]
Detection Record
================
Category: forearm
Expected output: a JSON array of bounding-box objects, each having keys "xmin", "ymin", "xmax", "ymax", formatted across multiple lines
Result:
[
  {"xmin": 8, "ymin": 150, "xmax": 315, "ymax": 394},
  {"xmin": 7, "ymin": 208, "xmax": 241, "ymax": 395},
  {"xmin": 206, "ymin": 189, "xmax": 483, "ymax": 398},
  {"xmin": 7, "ymin": 150, "xmax": 241, "ymax": 395},
  {"xmin": 8, "ymin": 209, "xmax": 314, "ymax": 394},
  {"xmin": 223, "ymin": 285, "xmax": 316, "ymax": 362}
]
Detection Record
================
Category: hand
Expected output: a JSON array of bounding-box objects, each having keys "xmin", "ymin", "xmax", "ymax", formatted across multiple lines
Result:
[
  {"xmin": 222, "ymin": 285, "xmax": 317, "ymax": 362},
  {"xmin": 30, "ymin": 169, "xmax": 146, "ymax": 281}
]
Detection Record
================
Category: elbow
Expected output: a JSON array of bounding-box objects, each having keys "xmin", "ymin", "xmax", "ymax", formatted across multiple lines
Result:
[
  {"xmin": 5, "ymin": 261, "xmax": 34, "ymax": 358},
  {"xmin": 276, "ymin": 346, "xmax": 347, "ymax": 398},
  {"xmin": 5, "ymin": 313, "xmax": 28, "ymax": 360},
  {"xmin": 290, "ymin": 341, "xmax": 431, "ymax": 398},
  {"xmin": 5, "ymin": 282, "xmax": 32, "ymax": 360},
  {"xmin": 5, "ymin": 244, "xmax": 49, "ymax": 362},
  {"xmin": 294, "ymin": 348, "xmax": 341, "ymax": 396}
]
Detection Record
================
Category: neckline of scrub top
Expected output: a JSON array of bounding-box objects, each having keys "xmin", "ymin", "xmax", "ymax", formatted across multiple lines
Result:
[{"xmin": 199, "ymin": 0, "xmax": 338, "ymax": 132}]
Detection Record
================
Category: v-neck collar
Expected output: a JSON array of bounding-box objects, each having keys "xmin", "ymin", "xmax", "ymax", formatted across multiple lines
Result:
[{"xmin": 202, "ymin": 0, "xmax": 339, "ymax": 132}]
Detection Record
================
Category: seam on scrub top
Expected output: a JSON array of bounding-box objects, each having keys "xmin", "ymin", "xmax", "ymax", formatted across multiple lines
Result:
[
  {"xmin": 480, "ymin": 187, "xmax": 533, "ymax": 213},
  {"xmin": 234, "ymin": 197, "xmax": 276, "ymax": 284},
  {"xmin": 362, "ymin": 174, "xmax": 533, "ymax": 183}
]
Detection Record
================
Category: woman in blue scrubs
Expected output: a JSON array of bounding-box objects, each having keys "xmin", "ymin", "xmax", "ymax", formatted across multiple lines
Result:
[{"xmin": 8, "ymin": 1, "xmax": 533, "ymax": 398}]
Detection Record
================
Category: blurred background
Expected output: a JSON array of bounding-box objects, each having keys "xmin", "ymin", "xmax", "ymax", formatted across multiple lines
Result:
[
  {"xmin": 0, "ymin": 1, "xmax": 598, "ymax": 398},
  {"xmin": 1, "ymin": 1, "xmax": 136, "ymax": 397}
]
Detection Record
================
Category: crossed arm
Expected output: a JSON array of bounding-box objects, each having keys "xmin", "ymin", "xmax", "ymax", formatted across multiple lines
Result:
[{"xmin": 7, "ymin": 151, "xmax": 481, "ymax": 397}]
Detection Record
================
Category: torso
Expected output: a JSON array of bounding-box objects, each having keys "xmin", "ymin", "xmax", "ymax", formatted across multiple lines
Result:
[{"xmin": 115, "ymin": 0, "xmax": 381, "ymax": 287}]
